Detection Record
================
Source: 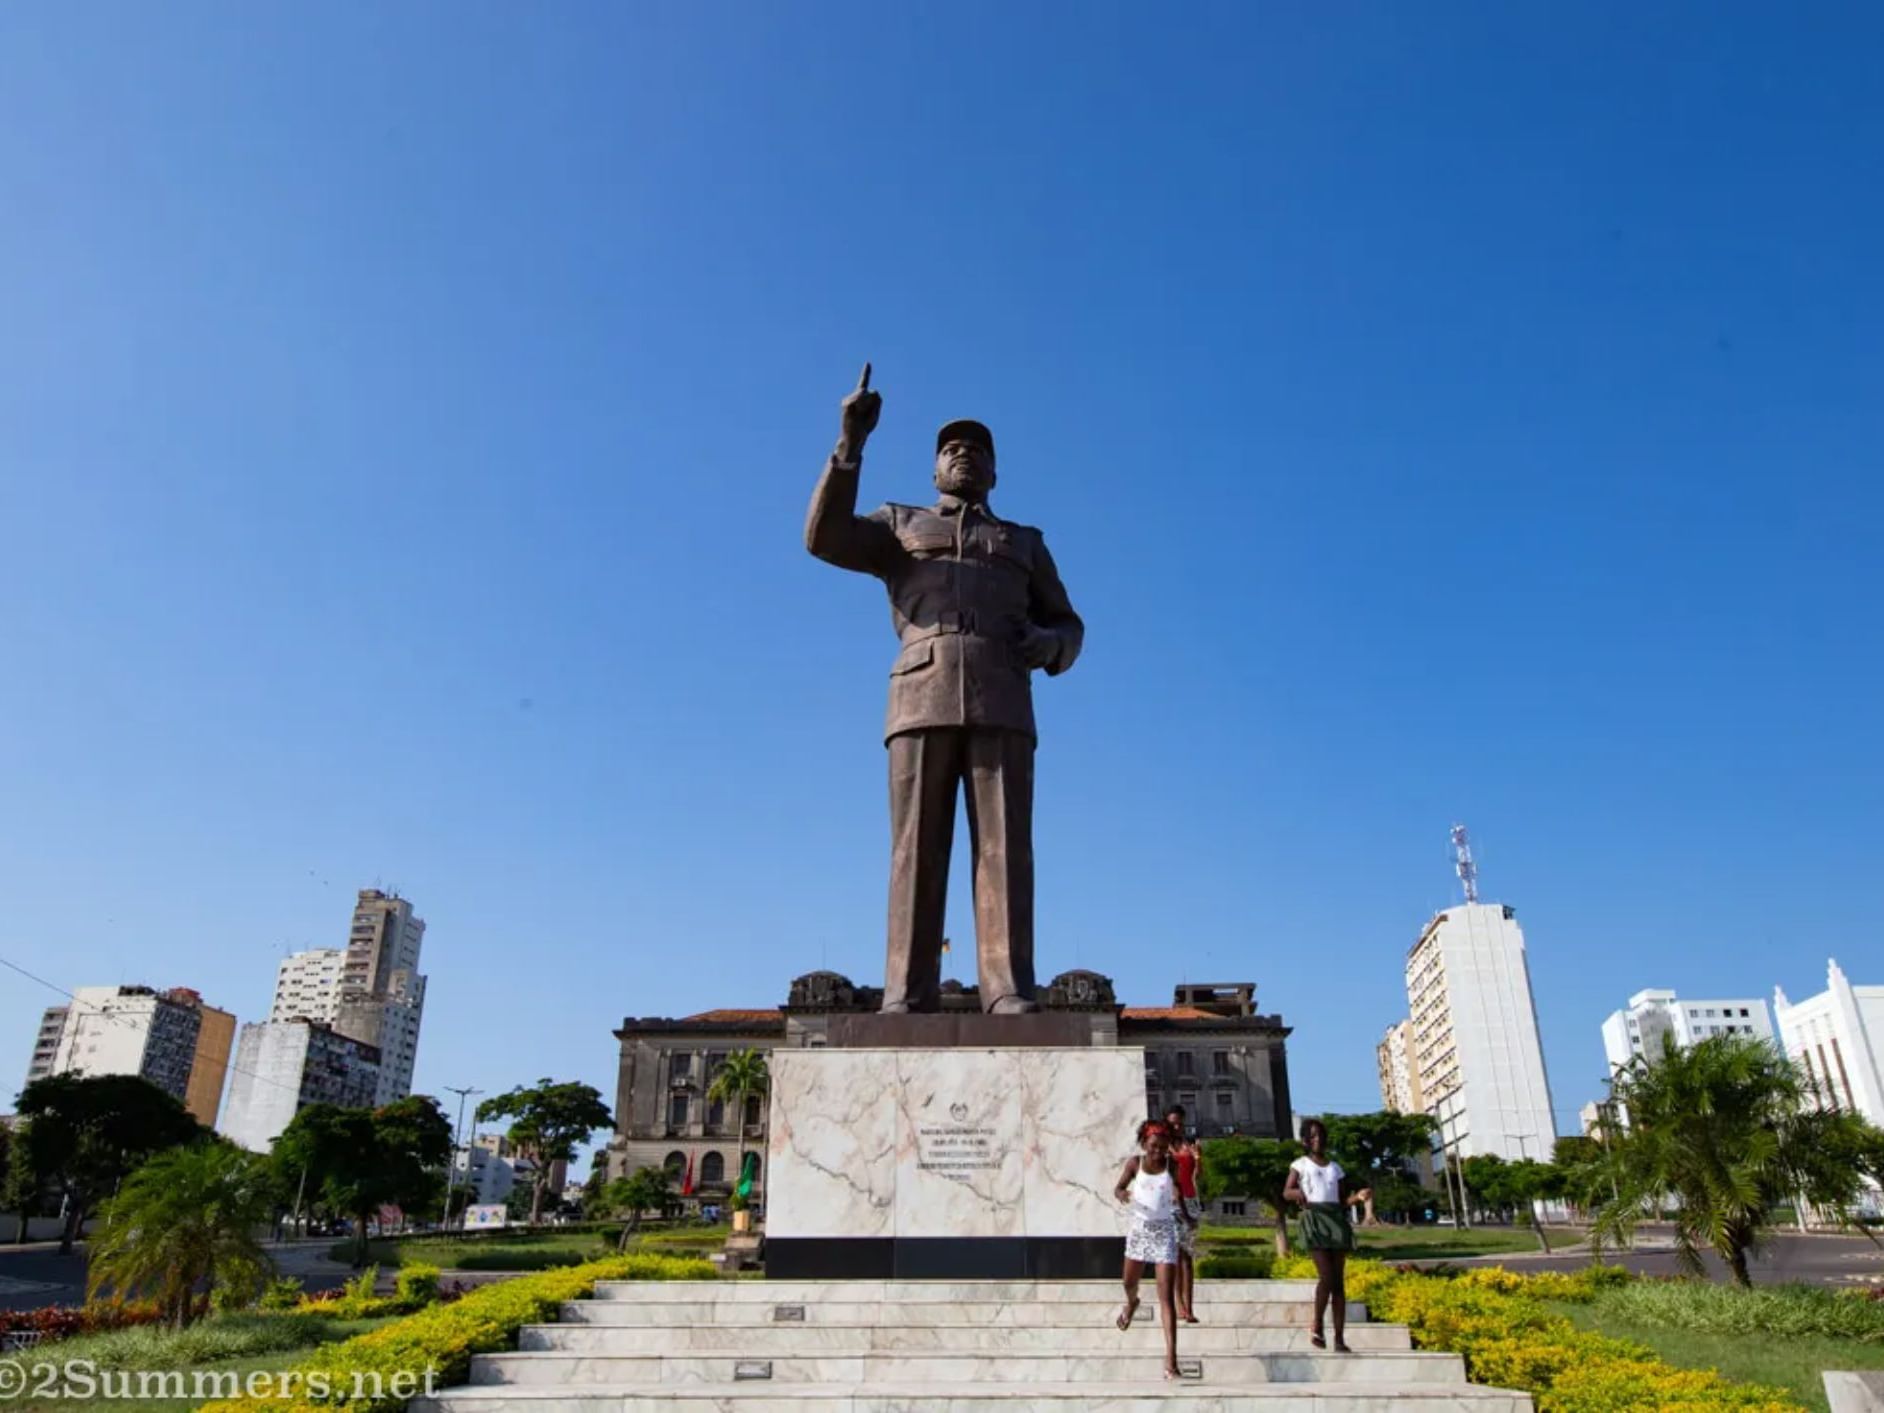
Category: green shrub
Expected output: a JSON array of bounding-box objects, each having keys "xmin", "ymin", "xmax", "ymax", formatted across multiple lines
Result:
[
  {"xmin": 393, "ymin": 1264, "xmax": 440, "ymax": 1310},
  {"xmin": 199, "ymin": 1252, "xmax": 717, "ymax": 1412},
  {"xmin": 35, "ymin": 1311, "xmax": 371, "ymax": 1372},
  {"xmin": 1593, "ymin": 1279, "xmax": 1884, "ymax": 1344},
  {"xmin": 1328, "ymin": 1260, "xmax": 1807, "ymax": 1411},
  {"xmin": 259, "ymin": 1278, "xmax": 307, "ymax": 1312},
  {"xmin": 1197, "ymin": 1250, "xmax": 1275, "ymax": 1278},
  {"xmin": 452, "ymin": 1245, "xmax": 595, "ymax": 1271}
]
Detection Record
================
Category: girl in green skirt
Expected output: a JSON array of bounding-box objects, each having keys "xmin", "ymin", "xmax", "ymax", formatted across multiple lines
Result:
[{"xmin": 1282, "ymin": 1118, "xmax": 1371, "ymax": 1352}]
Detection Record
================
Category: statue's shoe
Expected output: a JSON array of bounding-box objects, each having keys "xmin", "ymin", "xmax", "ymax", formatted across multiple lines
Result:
[{"xmin": 987, "ymin": 997, "xmax": 1040, "ymax": 1016}]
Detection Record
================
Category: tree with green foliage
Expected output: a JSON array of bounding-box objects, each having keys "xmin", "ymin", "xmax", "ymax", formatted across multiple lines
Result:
[
  {"xmin": 272, "ymin": 1097, "xmax": 452, "ymax": 1266},
  {"xmin": 1321, "ymin": 1110, "xmax": 1435, "ymax": 1224},
  {"xmin": 87, "ymin": 1141, "xmax": 275, "ymax": 1327},
  {"xmin": 705, "ymin": 1051, "xmax": 770, "ymax": 1199},
  {"xmin": 0, "ymin": 1121, "xmax": 29, "ymax": 1243},
  {"xmin": 1198, "ymin": 1136, "xmax": 1304, "ymax": 1257},
  {"xmin": 605, "ymin": 1166, "xmax": 677, "ymax": 1249},
  {"xmin": 475, "ymin": 1079, "xmax": 613, "ymax": 1225},
  {"xmin": 15, "ymin": 1074, "xmax": 202, "ymax": 1254},
  {"xmin": 1593, "ymin": 1033, "xmax": 1884, "ymax": 1286}
]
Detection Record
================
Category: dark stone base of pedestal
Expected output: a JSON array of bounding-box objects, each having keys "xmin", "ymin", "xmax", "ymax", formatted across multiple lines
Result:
[{"xmin": 763, "ymin": 1235, "xmax": 1123, "ymax": 1280}]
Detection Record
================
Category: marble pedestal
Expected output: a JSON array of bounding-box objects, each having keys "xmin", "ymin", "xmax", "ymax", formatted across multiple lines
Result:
[{"xmin": 764, "ymin": 1046, "xmax": 1144, "ymax": 1279}]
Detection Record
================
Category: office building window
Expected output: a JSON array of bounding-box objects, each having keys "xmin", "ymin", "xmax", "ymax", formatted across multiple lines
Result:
[
  {"xmin": 668, "ymin": 1094, "xmax": 689, "ymax": 1128},
  {"xmin": 1177, "ymin": 1052, "xmax": 1195, "ymax": 1078},
  {"xmin": 1212, "ymin": 1051, "xmax": 1231, "ymax": 1076}
]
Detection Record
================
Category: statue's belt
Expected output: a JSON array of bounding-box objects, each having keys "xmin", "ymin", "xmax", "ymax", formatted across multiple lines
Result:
[{"xmin": 902, "ymin": 611, "xmax": 1011, "ymax": 642}]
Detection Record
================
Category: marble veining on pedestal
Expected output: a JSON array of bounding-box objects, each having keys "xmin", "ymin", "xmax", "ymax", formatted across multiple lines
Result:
[{"xmin": 767, "ymin": 1047, "xmax": 1145, "ymax": 1241}]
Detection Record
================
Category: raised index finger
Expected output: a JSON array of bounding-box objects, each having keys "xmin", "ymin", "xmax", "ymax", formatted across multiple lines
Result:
[{"xmin": 857, "ymin": 362, "xmax": 872, "ymax": 392}]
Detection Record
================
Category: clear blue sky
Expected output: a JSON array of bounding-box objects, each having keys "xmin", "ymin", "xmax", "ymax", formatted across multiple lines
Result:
[{"xmin": 4, "ymin": 5, "xmax": 1880, "ymax": 1154}]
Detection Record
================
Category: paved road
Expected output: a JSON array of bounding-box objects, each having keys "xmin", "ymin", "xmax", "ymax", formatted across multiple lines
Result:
[
  {"xmin": 0, "ymin": 1239, "xmax": 357, "ymax": 1312},
  {"xmin": 1422, "ymin": 1229, "xmax": 1884, "ymax": 1288}
]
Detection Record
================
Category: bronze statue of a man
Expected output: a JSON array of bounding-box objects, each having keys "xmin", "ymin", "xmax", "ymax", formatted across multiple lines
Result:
[{"xmin": 805, "ymin": 365, "xmax": 1084, "ymax": 1015}]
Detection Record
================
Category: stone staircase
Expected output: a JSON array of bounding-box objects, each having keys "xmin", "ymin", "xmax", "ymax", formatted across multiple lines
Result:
[{"xmin": 413, "ymin": 1278, "xmax": 1532, "ymax": 1411}]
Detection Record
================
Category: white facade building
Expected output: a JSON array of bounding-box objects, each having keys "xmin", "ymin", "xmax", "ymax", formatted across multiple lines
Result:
[
  {"xmin": 1376, "ymin": 1018, "xmax": 1423, "ymax": 1114},
  {"xmin": 270, "ymin": 949, "xmax": 345, "ymax": 1024},
  {"xmin": 1600, "ymin": 988, "xmax": 1773, "ymax": 1074},
  {"xmin": 219, "ymin": 1019, "xmax": 382, "ymax": 1153},
  {"xmin": 1775, "ymin": 959, "xmax": 1884, "ymax": 1125},
  {"xmin": 1404, "ymin": 903, "xmax": 1558, "ymax": 1161}
]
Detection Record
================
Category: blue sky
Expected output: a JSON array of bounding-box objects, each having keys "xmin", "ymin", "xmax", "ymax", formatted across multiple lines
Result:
[{"xmin": 3, "ymin": 4, "xmax": 1879, "ymax": 1156}]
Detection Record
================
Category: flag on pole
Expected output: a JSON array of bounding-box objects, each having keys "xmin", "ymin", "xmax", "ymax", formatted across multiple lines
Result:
[
  {"xmin": 680, "ymin": 1154, "xmax": 695, "ymax": 1197},
  {"xmin": 735, "ymin": 1151, "xmax": 758, "ymax": 1200}
]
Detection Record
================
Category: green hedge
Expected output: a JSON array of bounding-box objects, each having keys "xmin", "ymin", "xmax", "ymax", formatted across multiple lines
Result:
[
  {"xmin": 199, "ymin": 1253, "xmax": 716, "ymax": 1412},
  {"xmin": 1196, "ymin": 1250, "xmax": 1275, "ymax": 1278}
]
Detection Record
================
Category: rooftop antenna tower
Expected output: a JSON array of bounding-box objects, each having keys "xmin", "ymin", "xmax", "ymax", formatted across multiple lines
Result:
[{"xmin": 1451, "ymin": 823, "xmax": 1479, "ymax": 904}]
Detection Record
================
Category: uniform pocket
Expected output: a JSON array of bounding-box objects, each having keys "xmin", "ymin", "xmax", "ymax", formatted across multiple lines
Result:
[{"xmin": 889, "ymin": 639, "xmax": 936, "ymax": 675}]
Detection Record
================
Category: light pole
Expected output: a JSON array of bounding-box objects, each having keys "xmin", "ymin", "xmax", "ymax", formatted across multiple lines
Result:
[{"xmin": 444, "ymin": 1085, "xmax": 483, "ymax": 1231}]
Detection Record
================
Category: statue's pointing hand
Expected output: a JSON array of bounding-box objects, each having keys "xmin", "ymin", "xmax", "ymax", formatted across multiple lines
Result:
[{"xmin": 839, "ymin": 362, "xmax": 882, "ymax": 455}]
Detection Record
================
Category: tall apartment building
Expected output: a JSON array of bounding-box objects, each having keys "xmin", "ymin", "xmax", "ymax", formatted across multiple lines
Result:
[
  {"xmin": 270, "ymin": 949, "xmax": 345, "ymax": 1023},
  {"xmin": 1403, "ymin": 903, "xmax": 1557, "ymax": 1161},
  {"xmin": 1600, "ymin": 988, "xmax": 1773, "ymax": 1075},
  {"xmin": 1376, "ymin": 1018, "xmax": 1424, "ymax": 1114},
  {"xmin": 219, "ymin": 1019, "xmax": 383, "ymax": 1153},
  {"xmin": 332, "ymin": 890, "xmax": 428, "ymax": 1104},
  {"xmin": 1775, "ymin": 959, "xmax": 1884, "ymax": 1125},
  {"xmin": 22, "ymin": 1005, "xmax": 69, "ymax": 1091},
  {"xmin": 263, "ymin": 892, "xmax": 429, "ymax": 1105},
  {"xmin": 27, "ymin": 986, "xmax": 237, "ymax": 1126}
]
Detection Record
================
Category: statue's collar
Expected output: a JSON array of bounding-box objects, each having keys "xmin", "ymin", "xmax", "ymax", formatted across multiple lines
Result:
[{"xmin": 934, "ymin": 494, "xmax": 993, "ymax": 518}]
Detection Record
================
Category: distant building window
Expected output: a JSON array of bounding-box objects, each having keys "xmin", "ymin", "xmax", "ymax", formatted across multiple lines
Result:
[
  {"xmin": 669, "ymin": 1053, "xmax": 692, "ymax": 1083},
  {"xmin": 1220, "ymin": 1201, "xmax": 1246, "ymax": 1217},
  {"xmin": 707, "ymin": 1098, "xmax": 725, "ymax": 1129},
  {"xmin": 668, "ymin": 1094, "xmax": 689, "ymax": 1128},
  {"xmin": 701, "ymin": 1151, "xmax": 726, "ymax": 1185},
  {"xmin": 664, "ymin": 1150, "xmax": 685, "ymax": 1175},
  {"xmin": 1212, "ymin": 1052, "xmax": 1231, "ymax": 1076},
  {"xmin": 744, "ymin": 1095, "xmax": 762, "ymax": 1128},
  {"xmin": 1215, "ymin": 1091, "xmax": 1233, "ymax": 1113},
  {"xmin": 1740, "ymin": 1008, "xmax": 1750, "ymax": 1017},
  {"xmin": 1177, "ymin": 1052, "xmax": 1195, "ymax": 1078}
]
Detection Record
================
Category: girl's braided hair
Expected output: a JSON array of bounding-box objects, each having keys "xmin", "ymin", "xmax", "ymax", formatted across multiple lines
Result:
[{"xmin": 1136, "ymin": 1118, "xmax": 1172, "ymax": 1146}]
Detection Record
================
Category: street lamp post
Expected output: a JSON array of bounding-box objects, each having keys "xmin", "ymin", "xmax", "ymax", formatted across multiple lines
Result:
[{"xmin": 443, "ymin": 1085, "xmax": 483, "ymax": 1231}]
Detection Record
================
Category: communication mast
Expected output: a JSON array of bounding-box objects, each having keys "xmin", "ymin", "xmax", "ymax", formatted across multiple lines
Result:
[{"xmin": 1451, "ymin": 823, "xmax": 1479, "ymax": 904}]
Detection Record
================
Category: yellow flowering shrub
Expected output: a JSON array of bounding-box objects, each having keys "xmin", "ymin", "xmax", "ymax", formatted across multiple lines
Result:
[
  {"xmin": 1269, "ymin": 1255, "xmax": 1806, "ymax": 1411},
  {"xmin": 198, "ymin": 1252, "xmax": 716, "ymax": 1412}
]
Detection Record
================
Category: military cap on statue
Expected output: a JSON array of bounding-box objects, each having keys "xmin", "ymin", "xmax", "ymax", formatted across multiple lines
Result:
[{"xmin": 935, "ymin": 419, "xmax": 995, "ymax": 459}]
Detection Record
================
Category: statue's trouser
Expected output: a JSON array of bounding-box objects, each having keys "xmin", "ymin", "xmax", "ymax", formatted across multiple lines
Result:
[{"xmin": 883, "ymin": 726, "xmax": 1036, "ymax": 1013}]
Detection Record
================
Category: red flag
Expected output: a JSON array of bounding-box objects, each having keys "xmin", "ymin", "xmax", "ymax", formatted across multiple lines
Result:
[{"xmin": 680, "ymin": 1154, "xmax": 695, "ymax": 1196}]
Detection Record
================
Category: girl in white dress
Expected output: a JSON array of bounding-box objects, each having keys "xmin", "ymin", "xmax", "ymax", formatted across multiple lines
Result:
[{"xmin": 1113, "ymin": 1119, "xmax": 1195, "ymax": 1379}]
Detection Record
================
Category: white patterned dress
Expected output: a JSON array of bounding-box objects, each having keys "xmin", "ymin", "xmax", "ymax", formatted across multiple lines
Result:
[{"xmin": 1123, "ymin": 1161, "xmax": 1180, "ymax": 1265}]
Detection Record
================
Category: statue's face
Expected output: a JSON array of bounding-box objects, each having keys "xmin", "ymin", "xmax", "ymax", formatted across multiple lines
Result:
[{"xmin": 934, "ymin": 440, "xmax": 995, "ymax": 501}]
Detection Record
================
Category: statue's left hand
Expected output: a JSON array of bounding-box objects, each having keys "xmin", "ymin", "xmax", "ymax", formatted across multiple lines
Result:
[{"xmin": 1018, "ymin": 624, "xmax": 1059, "ymax": 671}]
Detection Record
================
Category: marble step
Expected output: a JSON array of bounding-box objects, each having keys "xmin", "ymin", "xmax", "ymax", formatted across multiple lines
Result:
[
  {"xmin": 560, "ymin": 1299, "xmax": 1366, "ymax": 1327},
  {"xmin": 520, "ymin": 1323, "xmax": 1412, "ymax": 1354},
  {"xmin": 467, "ymin": 1351, "xmax": 1468, "ymax": 1388},
  {"xmin": 417, "ymin": 1381, "xmax": 1531, "ymax": 1412},
  {"xmin": 593, "ymin": 1280, "xmax": 1324, "ymax": 1304}
]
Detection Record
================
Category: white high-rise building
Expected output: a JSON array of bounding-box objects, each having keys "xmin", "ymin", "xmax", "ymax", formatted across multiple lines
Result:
[
  {"xmin": 1774, "ymin": 959, "xmax": 1884, "ymax": 1125},
  {"xmin": 332, "ymin": 889, "xmax": 428, "ymax": 1104},
  {"xmin": 270, "ymin": 949, "xmax": 345, "ymax": 1024},
  {"xmin": 1404, "ymin": 902, "xmax": 1558, "ymax": 1161},
  {"xmin": 1600, "ymin": 989, "xmax": 1773, "ymax": 1074},
  {"xmin": 219, "ymin": 1019, "xmax": 382, "ymax": 1153}
]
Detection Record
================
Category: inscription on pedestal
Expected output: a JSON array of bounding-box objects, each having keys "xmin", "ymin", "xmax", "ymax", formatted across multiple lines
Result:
[{"xmin": 916, "ymin": 1123, "xmax": 1000, "ymax": 1180}]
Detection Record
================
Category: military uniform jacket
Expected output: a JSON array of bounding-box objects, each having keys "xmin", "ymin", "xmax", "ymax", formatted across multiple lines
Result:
[{"xmin": 806, "ymin": 456, "xmax": 1084, "ymax": 742}]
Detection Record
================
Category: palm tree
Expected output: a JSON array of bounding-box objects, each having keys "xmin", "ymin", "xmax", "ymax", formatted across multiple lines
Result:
[
  {"xmin": 1592, "ymin": 1033, "xmax": 1884, "ymax": 1286},
  {"xmin": 706, "ymin": 1050, "xmax": 770, "ymax": 1205},
  {"xmin": 87, "ymin": 1141, "xmax": 275, "ymax": 1327}
]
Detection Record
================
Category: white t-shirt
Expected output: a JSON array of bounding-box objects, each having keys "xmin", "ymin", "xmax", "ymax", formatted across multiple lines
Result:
[{"xmin": 1291, "ymin": 1155, "xmax": 1344, "ymax": 1204}]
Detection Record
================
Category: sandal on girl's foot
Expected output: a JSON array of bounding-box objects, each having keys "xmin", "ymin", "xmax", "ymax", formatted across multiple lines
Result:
[
  {"xmin": 1309, "ymin": 1330, "xmax": 1326, "ymax": 1349},
  {"xmin": 1163, "ymin": 1366, "xmax": 1181, "ymax": 1381},
  {"xmin": 1116, "ymin": 1297, "xmax": 1140, "ymax": 1331},
  {"xmin": 1333, "ymin": 1340, "xmax": 1353, "ymax": 1355}
]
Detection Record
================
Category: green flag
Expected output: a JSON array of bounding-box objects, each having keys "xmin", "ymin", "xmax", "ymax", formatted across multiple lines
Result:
[{"xmin": 734, "ymin": 1151, "xmax": 759, "ymax": 1200}]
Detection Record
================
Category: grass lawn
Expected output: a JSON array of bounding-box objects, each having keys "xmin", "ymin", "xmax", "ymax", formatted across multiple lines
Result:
[
  {"xmin": 11, "ymin": 1313, "xmax": 395, "ymax": 1413},
  {"xmin": 1550, "ymin": 1300, "xmax": 1884, "ymax": 1413}
]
